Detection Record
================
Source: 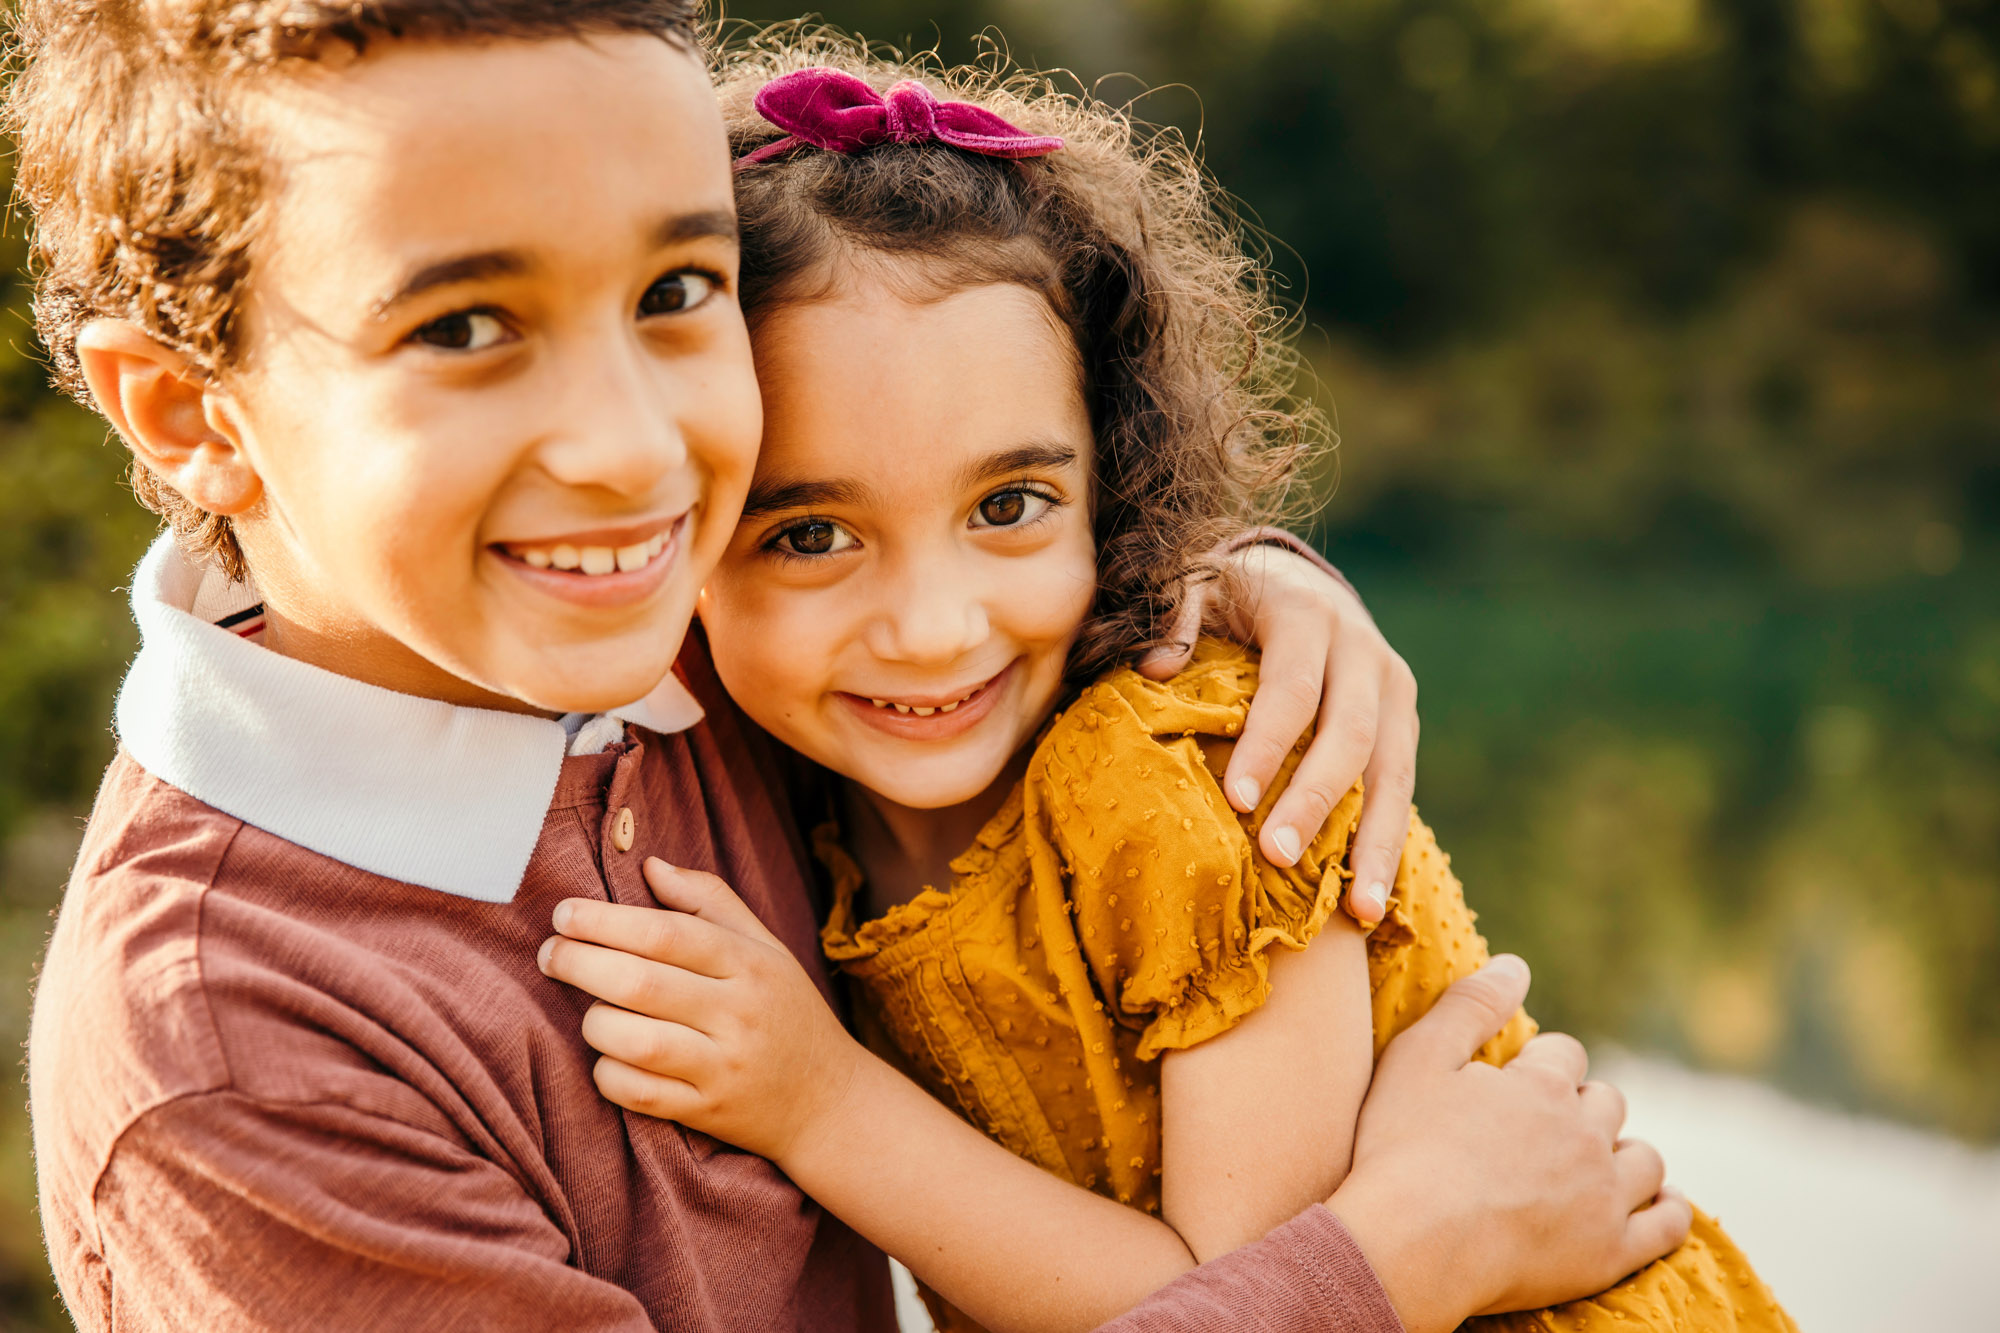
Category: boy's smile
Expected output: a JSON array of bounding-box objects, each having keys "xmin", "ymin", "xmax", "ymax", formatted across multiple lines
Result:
[{"xmin": 180, "ymin": 34, "xmax": 760, "ymax": 714}]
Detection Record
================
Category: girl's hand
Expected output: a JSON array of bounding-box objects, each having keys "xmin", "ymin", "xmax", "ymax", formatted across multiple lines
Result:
[
  {"xmin": 536, "ymin": 858, "xmax": 863, "ymax": 1163},
  {"xmin": 1141, "ymin": 542, "xmax": 1417, "ymax": 927}
]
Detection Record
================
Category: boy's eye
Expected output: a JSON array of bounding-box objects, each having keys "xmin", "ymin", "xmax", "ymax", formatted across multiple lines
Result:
[
  {"xmin": 772, "ymin": 518, "xmax": 856, "ymax": 557},
  {"xmin": 639, "ymin": 270, "xmax": 718, "ymax": 318},
  {"xmin": 971, "ymin": 489, "xmax": 1054, "ymax": 529},
  {"xmin": 411, "ymin": 309, "xmax": 510, "ymax": 351}
]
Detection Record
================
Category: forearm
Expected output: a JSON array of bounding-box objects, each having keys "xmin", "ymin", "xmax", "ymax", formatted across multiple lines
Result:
[{"xmin": 781, "ymin": 1050, "xmax": 1199, "ymax": 1333}]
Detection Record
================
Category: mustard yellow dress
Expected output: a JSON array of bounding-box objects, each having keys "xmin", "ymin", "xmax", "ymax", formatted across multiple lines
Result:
[{"xmin": 820, "ymin": 641, "xmax": 1794, "ymax": 1333}]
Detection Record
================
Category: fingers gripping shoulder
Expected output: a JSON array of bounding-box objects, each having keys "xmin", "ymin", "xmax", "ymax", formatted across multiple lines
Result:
[{"xmin": 1028, "ymin": 644, "xmax": 1364, "ymax": 1061}]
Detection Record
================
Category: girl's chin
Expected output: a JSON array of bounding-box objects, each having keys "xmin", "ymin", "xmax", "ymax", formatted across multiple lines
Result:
[
  {"xmin": 853, "ymin": 773, "xmax": 1002, "ymax": 812},
  {"xmin": 840, "ymin": 747, "xmax": 1016, "ymax": 812}
]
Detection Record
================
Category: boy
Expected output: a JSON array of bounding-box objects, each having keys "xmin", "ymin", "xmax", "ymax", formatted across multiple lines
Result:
[{"xmin": 16, "ymin": 3, "xmax": 1683, "ymax": 1329}]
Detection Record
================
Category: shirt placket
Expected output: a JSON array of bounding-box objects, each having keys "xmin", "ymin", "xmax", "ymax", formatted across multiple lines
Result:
[{"xmin": 598, "ymin": 736, "xmax": 652, "ymax": 908}]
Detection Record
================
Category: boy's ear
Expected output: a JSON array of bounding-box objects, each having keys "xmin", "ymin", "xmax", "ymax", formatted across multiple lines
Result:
[{"xmin": 73, "ymin": 320, "xmax": 263, "ymax": 517}]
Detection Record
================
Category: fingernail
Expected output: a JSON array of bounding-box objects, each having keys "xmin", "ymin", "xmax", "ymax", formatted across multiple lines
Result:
[
  {"xmin": 1488, "ymin": 954, "xmax": 1529, "ymax": 983},
  {"xmin": 1356, "ymin": 880, "xmax": 1387, "ymax": 919},
  {"xmin": 1270, "ymin": 825, "xmax": 1302, "ymax": 864},
  {"xmin": 551, "ymin": 901, "xmax": 572, "ymax": 932},
  {"xmin": 536, "ymin": 938, "xmax": 556, "ymax": 974},
  {"xmin": 1231, "ymin": 777, "xmax": 1260, "ymax": 810}
]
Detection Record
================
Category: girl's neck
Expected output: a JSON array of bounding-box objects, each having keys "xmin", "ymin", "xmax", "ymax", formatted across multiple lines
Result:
[{"xmin": 840, "ymin": 747, "xmax": 1032, "ymax": 917}]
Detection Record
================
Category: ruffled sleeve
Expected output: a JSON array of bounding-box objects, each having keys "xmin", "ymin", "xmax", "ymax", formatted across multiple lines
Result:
[{"xmin": 1025, "ymin": 642, "xmax": 1363, "ymax": 1061}]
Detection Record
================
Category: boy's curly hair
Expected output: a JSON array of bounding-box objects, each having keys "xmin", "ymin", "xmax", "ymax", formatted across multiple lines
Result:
[
  {"xmin": 719, "ymin": 27, "xmax": 1324, "ymax": 685},
  {"xmin": 3, "ymin": 0, "xmax": 702, "ymax": 582}
]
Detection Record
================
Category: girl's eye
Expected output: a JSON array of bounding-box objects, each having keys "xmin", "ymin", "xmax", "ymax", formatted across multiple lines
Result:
[
  {"xmin": 971, "ymin": 488, "xmax": 1054, "ymax": 529},
  {"xmin": 639, "ymin": 270, "xmax": 718, "ymax": 318},
  {"xmin": 410, "ymin": 309, "xmax": 510, "ymax": 351},
  {"xmin": 772, "ymin": 518, "xmax": 856, "ymax": 558}
]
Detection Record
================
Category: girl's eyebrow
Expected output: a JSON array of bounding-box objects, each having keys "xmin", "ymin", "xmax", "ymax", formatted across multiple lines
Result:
[
  {"xmin": 740, "ymin": 476, "xmax": 872, "ymax": 519},
  {"xmin": 958, "ymin": 443, "xmax": 1080, "ymax": 489}
]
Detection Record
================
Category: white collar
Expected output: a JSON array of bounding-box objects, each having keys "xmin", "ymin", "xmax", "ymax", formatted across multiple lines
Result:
[{"xmin": 114, "ymin": 535, "xmax": 704, "ymax": 903}]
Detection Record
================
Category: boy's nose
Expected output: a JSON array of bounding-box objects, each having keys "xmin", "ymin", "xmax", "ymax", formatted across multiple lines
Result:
[{"xmin": 534, "ymin": 340, "xmax": 688, "ymax": 495}]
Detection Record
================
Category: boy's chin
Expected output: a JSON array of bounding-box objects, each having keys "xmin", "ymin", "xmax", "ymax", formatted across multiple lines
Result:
[{"xmin": 462, "ymin": 643, "xmax": 686, "ymax": 718}]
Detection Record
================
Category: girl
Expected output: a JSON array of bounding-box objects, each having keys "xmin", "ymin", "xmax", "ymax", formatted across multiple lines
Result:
[{"xmin": 544, "ymin": 35, "xmax": 1794, "ymax": 1333}]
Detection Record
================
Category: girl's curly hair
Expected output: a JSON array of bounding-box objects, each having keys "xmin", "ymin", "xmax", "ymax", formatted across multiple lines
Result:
[{"xmin": 718, "ymin": 26, "xmax": 1325, "ymax": 686}]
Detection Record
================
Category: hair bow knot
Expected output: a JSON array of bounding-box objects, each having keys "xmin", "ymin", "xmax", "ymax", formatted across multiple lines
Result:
[{"xmin": 737, "ymin": 67, "xmax": 1066, "ymax": 168}]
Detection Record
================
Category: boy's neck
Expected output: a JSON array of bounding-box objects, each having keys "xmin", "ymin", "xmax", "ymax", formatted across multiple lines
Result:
[
  {"xmin": 260, "ymin": 599, "xmax": 554, "ymax": 718},
  {"xmin": 840, "ymin": 748, "xmax": 1032, "ymax": 916}
]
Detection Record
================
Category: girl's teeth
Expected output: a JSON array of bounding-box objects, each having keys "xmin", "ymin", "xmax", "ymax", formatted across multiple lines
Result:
[
  {"xmin": 615, "ymin": 542, "xmax": 650, "ymax": 573},
  {"xmin": 579, "ymin": 546, "xmax": 616, "ymax": 576},
  {"xmin": 523, "ymin": 548, "xmax": 552, "ymax": 570},
  {"xmin": 550, "ymin": 544, "xmax": 581, "ymax": 571},
  {"xmin": 865, "ymin": 688, "xmax": 978, "ymax": 715}
]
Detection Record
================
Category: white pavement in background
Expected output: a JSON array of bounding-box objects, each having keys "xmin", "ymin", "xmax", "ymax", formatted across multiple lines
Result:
[
  {"xmin": 1598, "ymin": 1051, "xmax": 2000, "ymax": 1333},
  {"xmin": 892, "ymin": 1261, "xmax": 936, "ymax": 1333},
  {"xmin": 893, "ymin": 1055, "xmax": 2000, "ymax": 1332}
]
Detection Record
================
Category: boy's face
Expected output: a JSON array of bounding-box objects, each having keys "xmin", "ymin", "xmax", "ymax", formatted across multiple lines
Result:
[{"xmin": 219, "ymin": 34, "xmax": 758, "ymax": 713}]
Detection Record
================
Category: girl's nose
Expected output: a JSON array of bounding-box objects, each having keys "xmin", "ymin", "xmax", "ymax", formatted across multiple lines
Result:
[{"xmin": 869, "ymin": 556, "xmax": 992, "ymax": 667}]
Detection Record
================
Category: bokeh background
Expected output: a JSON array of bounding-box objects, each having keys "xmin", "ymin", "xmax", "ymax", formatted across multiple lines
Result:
[{"xmin": 2, "ymin": 0, "xmax": 1996, "ymax": 1327}]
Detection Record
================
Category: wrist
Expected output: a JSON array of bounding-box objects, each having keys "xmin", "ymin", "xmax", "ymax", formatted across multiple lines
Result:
[
  {"xmin": 770, "ymin": 1032, "xmax": 876, "ymax": 1175},
  {"xmin": 1325, "ymin": 1170, "xmax": 1490, "ymax": 1333}
]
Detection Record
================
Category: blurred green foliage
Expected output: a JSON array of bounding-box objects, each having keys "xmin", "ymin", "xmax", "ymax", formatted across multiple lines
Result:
[{"xmin": 4, "ymin": 0, "xmax": 1998, "ymax": 1325}]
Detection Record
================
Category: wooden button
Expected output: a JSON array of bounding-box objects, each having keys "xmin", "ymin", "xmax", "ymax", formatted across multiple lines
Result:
[{"xmin": 611, "ymin": 806, "xmax": 636, "ymax": 853}]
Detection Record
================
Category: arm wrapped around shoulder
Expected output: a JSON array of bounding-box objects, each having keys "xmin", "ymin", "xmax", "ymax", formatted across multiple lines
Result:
[{"xmin": 1027, "ymin": 644, "xmax": 1369, "ymax": 1061}]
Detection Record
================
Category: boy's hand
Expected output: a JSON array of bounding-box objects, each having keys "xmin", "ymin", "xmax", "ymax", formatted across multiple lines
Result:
[
  {"xmin": 1328, "ymin": 958, "xmax": 1691, "ymax": 1333},
  {"xmin": 537, "ymin": 859, "xmax": 864, "ymax": 1163},
  {"xmin": 1141, "ymin": 543, "xmax": 1417, "ymax": 926}
]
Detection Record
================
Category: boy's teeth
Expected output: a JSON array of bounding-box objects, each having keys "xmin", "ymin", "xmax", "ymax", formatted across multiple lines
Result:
[
  {"xmin": 940, "ymin": 701, "xmax": 959, "ymax": 713},
  {"xmin": 913, "ymin": 706, "xmax": 936, "ymax": 717},
  {"xmin": 894, "ymin": 703, "xmax": 912, "ymax": 714},
  {"xmin": 511, "ymin": 530, "xmax": 673, "ymax": 576}
]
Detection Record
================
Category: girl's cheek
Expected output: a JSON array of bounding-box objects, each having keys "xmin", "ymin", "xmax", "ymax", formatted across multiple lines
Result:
[{"xmin": 1021, "ymin": 533, "xmax": 1098, "ymax": 640}]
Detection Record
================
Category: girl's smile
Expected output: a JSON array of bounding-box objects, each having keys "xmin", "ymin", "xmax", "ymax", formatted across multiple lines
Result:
[{"xmin": 835, "ymin": 660, "xmax": 1017, "ymax": 740}]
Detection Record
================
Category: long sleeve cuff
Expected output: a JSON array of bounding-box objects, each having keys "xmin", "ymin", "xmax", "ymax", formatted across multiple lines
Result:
[
  {"xmin": 1090, "ymin": 1204, "xmax": 1404, "ymax": 1332},
  {"xmin": 1224, "ymin": 527, "xmax": 1366, "ymax": 615}
]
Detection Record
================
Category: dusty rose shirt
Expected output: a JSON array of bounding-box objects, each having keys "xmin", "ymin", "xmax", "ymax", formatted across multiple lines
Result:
[{"xmin": 30, "ymin": 540, "xmax": 1401, "ymax": 1331}]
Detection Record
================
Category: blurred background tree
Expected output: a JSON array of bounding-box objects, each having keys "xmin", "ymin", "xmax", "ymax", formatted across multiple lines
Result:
[{"xmin": 3, "ymin": 0, "xmax": 1996, "ymax": 1325}]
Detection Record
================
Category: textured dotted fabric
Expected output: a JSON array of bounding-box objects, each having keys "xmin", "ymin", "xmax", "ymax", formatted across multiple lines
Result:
[{"xmin": 820, "ymin": 641, "xmax": 1794, "ymax": 1333}]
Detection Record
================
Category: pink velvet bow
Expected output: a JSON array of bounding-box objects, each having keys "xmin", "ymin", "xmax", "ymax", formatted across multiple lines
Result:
[{"xmin": 736, "ymin": 67, "xmax": 1066, "ymax": 168}]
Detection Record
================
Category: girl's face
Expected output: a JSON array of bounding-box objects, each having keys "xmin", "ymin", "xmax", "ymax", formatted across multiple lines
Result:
[{"xmin": 700, "ymin": 275, "xmax": 1098, "ymax": 811}]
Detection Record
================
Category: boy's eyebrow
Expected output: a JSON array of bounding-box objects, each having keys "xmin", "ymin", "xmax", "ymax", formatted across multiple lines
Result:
[
  {"xmin": 652, "ymin": 209, "xmax": 741, "ymax": 248},
  {"xmin": 368, "ymin": 212, "xmax": 737, "ymax": 322},
  {"xmin": 372, "ymin": 251, "xmax": 528, "ymax": 321},
  {"xmin": 960, "ymin": 443, "xmax": 1081, "ymax": 488},
  {"xmin": 740, "ymin": 476, "xmax": 873, "ymax": 518}
]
